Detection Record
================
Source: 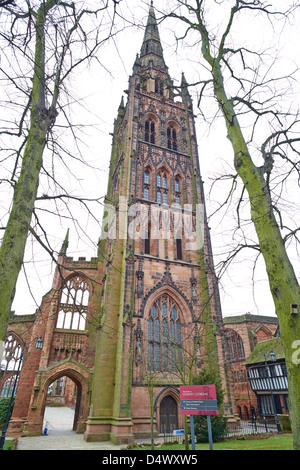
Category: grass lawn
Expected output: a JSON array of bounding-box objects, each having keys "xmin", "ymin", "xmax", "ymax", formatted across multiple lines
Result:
[
  {"xmin": 139, "ymin": 434, "xmax": 294, "ymax": 451},
  {"xmin": 2, "ymin": 438, "xmax": 17, "ymax": 450}
]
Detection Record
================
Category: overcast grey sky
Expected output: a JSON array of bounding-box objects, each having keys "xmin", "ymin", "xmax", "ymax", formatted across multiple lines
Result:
[{"xmin": 4, "ymin": 0, "xmax": 299, "ymax": 319}]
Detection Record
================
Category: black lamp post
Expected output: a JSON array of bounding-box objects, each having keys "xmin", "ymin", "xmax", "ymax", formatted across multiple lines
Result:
[
  {"xmin": 264, "ymin": 351, "xmax": 282, "ymax": 434},
  {"xmin": 0, "ymin": 336, "xmax": 43, "ymax": 450}
]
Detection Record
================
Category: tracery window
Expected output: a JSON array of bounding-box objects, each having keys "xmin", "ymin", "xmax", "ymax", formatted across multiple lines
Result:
[
  {"xmin": 55, "ymin": 377, "xmax": 64, "ymax": 396},
  {"xmin": 144, "ymin": 187, "xmax": 149, "ymax": 200},
  {"xmin": 1, "ymin": 334, "xmax": 22, "ymax": 372},
  {"xmin": 176, "ymin": 238, "xmax": 182, "ymax": 260},
  {"xmin": 144, "ymin": 169, "xmax": 150, "ymax": 185},
  {"xmin": 148, "ymin": 294, "xmax": 182, "ymax": 371},
  {"xmin": 1, "ymin": 375, "xmax": 19, "ymax": 398},
  {"xmin": 56, "ymin": 276, "xmax": 89, "ymax": 330},
  {"xmin": 145, "ymin": 118, "xmax": 156, "ymax": 144},
  {"xmin": 226, "ymin": 329, "xmax": 245, "ymax": 362},
  {"xmin": 167, "ymin": 124, "xmax": 178, "ymax": 151},
  {"xmin": 0, "ymin": 334, "xmax": 22, "ymax": 398}
]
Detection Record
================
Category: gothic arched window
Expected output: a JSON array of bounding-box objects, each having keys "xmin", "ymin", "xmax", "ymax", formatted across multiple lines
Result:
[
  {"xmin": 56, "ymin": 276, "xmax": 89, "ymax": 330},
  {"xmin": 1, "ymin": 334, "xmax": 22, "ymax": 372},
  {"xmin": 0, "ymin": 334, "xmax": 22, "ymax": 398},
  {"xmin": 148, "ymin": 294, "xmax": 182, "ymax": 371},
  {"xmin": 145, "ymin": 118, "xmax": 156, "ymax": 144},
  {"xmin": 1, "ymin": 375, "xmax": 19, "ymax": 398},
  {"xmin": 226, "ymin": 329, "xmax": 245, "ymax": 362},
  {"xmin": 167, "ymin": 124, "xmax": 178, "ymax": 151}
]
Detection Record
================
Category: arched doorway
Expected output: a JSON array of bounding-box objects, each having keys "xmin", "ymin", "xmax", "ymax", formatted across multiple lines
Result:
[
  {"xmin": 43, "ymin": 376, "xmax": 78, "ymax": 433},
  {"xmin": 160, "ymin": 395, "xmax": 178, "ymax": 434},
  {"xmin": 41, "ymin": 369, "xmax": 85, "ymax": 435}
]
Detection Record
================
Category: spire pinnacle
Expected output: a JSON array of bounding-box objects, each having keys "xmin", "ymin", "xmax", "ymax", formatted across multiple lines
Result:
[
  {"xmin": 118, "ymin": 96, "xmax": 125, "ymax": 117},
  {"xmin": 138, "ymin": 2, "xmax": 167, "ymax": 71},
  {"xmin": 60, "ymin": 228, "xmax": 69, "ymax": 256},
  {"xmin": 181, "ymin": 72, "xmax": 189, "ymax": 92}
]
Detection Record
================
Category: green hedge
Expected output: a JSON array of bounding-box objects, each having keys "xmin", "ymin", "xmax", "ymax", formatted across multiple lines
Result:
[{"xmin": 0, "ymin": 398, "xmax": 14, "ymax": 427}]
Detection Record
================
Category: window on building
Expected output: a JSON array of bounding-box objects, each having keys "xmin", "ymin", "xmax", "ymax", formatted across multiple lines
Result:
[
  {"xmin": 155, "ymin": 78, "xmax": 164, "ymax": 96},
  {"xmin": 176, "ymin": 238, "xmax": 182, "ymax": 260},
  {"xmin": 0, "ymin": 334, "xmax": 22, "ymax": 398},
  {"xmin": 226, "ymin": 329, "xmax": 245, "ymax": 362},
  {"xmin": 1, "ymin": 375, "xmax": 19, "ymax": 398},
  {"xmin": 56, "ymin": 277, "xmax": 89, "ymax": 330},
  {"xmin": 163, "ymin": 174, "xmax": 167, "ymax": 189},
  {"xmin": 175, "ymin": 178, "xmax": 181, "ymax": 207},
  {"xmin": 144, "ymin": 225, "xmax": 150, "ymax": 255},
  {"xmin": 144, "ymin": 169, "xmax": 150, "ymax": 200},
  {"xmin": 145, "ymin": 118, "xmax": 156, "ymax": 144},
  {"xmin": 1, "ymin": 334, "xmax": 22, "ymax": 372},
  {"xmin": 157, "ymin": 171, "xmax": 168, "ymax": 205},
  {"xmin": 141, "ymin": 78, "xmax": 147, "ymax": 92},
  {"xmin": 148, "ymin": 294, "xmax": 182, "ymax": 372},
  {"xmin": 167, "ymin": 124, "xmax": 178, "ymax": 151}
]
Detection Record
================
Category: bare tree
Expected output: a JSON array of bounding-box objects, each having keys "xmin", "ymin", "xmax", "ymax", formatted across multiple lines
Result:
[
  {"xmin": 0, "ymin": 0, "xmax": 124, "ymax": 340},
  {"xmin": 159, "ymin": 0, "xmax": 300, "ymax": 449}
]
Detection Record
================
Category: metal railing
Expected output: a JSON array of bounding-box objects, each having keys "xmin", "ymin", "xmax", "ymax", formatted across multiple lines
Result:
[
  {"xmin": 226, "ymin": 419, "xmax": 277, "ymax": 438},
  {"xmin": 161, "ymin": 419, "xmax": 278, "ymax": 445},
  {"xmin": 161, "ymin": 426, "xmax": 185, "ymax": 444}
]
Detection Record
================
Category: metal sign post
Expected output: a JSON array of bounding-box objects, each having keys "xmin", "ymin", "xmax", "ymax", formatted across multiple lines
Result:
[
  {"xmin": 207, "ymin": 415, "xmax": 213, "ymax": 450},
  {"xmin": 190, "ymin": 415, "xmax": 196, "ymax": 450},
  {"xmin": 180, "ymin": 384, "xmax": 218, "ymax": 451}
]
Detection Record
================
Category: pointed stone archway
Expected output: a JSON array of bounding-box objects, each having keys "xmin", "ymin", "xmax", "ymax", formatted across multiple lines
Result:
[
  {"xmin": 23, "ymin": 358, "xmax": 92, "ymax": 436},
  {"xmin": 154, "ymin": 386, "xmax": 183, "ymax": 435}
]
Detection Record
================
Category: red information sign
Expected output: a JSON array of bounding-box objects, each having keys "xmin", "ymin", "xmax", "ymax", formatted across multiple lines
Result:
[{"xmin": 180, "ymin": 385, "xmax": 219, "ymax": 416}]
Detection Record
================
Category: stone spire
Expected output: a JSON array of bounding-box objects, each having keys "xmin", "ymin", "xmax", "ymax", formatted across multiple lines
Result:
[
  {"xmin": 117, "ymin": 95, "xmax": 125, "ymax": 118},
  {"xmin": 180, "ymin": 72, "xmax": 192, "ymax": 106},
  {"xmin": 59, "ymin": 228, "xmax": 69, "ymax": 256},
  {"xmin": 138, "ymin": 2, "xmax": 167, "ymax": 71}
]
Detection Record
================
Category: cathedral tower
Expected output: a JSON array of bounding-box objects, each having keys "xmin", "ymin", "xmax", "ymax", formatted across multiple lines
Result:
[{"xmin": 84, "ymin": 4, "xmax": 232, "ymax": 444}]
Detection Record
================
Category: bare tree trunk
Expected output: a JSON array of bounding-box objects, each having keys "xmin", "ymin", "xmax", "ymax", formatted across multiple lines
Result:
[
  {"xmin": 0, "ymin": 0, "xmax": 116, "ymax": 341},
  {"xmin": 213, "ymin": 62, "xmax": 300, "ymax": 449},
  {"xmin": 164, "ymin": 0, "xmax": 300, "ymax": 449},
  {"xmin": 0, "ymin": 1, "xmax": 54, "ymax": 340}
]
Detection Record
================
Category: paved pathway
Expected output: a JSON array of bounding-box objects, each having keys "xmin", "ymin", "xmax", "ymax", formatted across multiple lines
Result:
[
  {"xmin": 16, "ymin": 433, "xmax": 124, "ymax": 450},
  {"xmin": 16, "ymin": 406, "xmax": 123, "ymax": 451}
]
